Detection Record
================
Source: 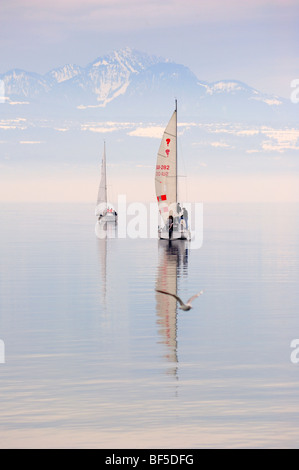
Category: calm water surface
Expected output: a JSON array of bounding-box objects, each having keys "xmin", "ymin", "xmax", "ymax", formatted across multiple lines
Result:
[{"xmin": 0, "ymin": 203, "xmax": 298, "ymax": 448}]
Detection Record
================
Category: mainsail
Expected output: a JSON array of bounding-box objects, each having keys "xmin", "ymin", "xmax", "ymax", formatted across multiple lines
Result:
[
  {"xmin": 95, "ymin": 142, "xmax": 107, "ymax": 216},
  {"xmin": 155, "ymin": 103, "xmax": 177, "ymax": 224}
]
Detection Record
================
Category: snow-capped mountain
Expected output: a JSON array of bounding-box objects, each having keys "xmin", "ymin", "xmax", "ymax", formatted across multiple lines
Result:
[
  {"xmin": 0, "ymin": 47, "xmax": 295, "ymax": 123},
  {"xmin": 1, "ymin": 69, "xmax": 51, "ymax": 98},
  {"xmin": 45, "ymin": 64, "xmax": 84, "ymax": 84},
  {"xmin": 1, "ymin": 48, "xmax": 164, "ymax": 107},
  {"xmin": 1, "ymin": 48, "xmax": 297, "ymax": 176}
]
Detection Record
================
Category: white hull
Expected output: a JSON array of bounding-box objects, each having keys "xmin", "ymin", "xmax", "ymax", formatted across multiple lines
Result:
[
  {"xmin": 158, "ymin": 225, "xmax": 191, "ymax": 241},
  {"xmin": 97, "ymin": 214, "xmax": 117, "ymax": 223}
]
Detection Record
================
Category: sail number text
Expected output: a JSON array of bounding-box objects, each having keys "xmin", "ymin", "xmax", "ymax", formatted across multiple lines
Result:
[{"xmin": 156, "ymin": 165, "xmax": 170, "ymax": 170}]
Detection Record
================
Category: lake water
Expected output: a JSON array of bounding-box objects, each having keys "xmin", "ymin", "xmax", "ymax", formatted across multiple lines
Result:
[{"xmin": 0, "ymin": 202, "xmax": 299, "ymax": 448}]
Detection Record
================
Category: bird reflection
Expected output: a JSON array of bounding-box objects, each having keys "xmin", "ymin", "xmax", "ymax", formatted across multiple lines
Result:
[{"xmin": 155, "ymin": 239, "xmax": 189, "ymax": 378}]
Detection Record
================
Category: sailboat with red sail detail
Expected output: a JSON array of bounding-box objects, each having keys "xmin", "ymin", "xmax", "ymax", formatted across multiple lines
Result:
[{"xmin": 155, "ymin": 101, "xmax": 191, "ymax": 240}]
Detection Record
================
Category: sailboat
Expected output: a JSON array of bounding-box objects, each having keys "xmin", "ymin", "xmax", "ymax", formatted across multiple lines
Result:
[
  {"xmin": 155, "ymin": 100, "xmax": 191, "ymax": 240},
  {"xmin": 95, "ymin": 142, "xmax": 117, "ymax": 224}
]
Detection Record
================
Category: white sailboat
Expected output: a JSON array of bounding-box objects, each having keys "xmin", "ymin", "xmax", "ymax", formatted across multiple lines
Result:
[
  {"xmin": 95, "ymin": 142, "xmax": 117, "ymax": 224},
  {"xmin": 155, "ymin": 100, "xmax": 191, "ymax": 240}
]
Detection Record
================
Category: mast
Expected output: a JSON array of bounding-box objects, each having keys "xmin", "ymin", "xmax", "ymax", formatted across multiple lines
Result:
[
  {"xmin": 95, "ymin": 140, "xmax": 108, "ymax": 216},
  {"xmin": 175, "ymin": 99, "xmax": 178, "ymax": 205},
  {"xmin": 104, "ymin": 140, "xmax": 107, "ymax": 210}
]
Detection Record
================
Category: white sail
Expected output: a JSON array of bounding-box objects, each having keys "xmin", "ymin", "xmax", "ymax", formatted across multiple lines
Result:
[
  {"xmin": 95, "ymin": 142, "xmax": 107, "ymax": 216},
  {"xmin": 155, "ymin": 106, "xmax": 177, "ymax": 224},
  {"xmin": 156, "ymin": 102, "xmax": 191, "ymax": 241}
]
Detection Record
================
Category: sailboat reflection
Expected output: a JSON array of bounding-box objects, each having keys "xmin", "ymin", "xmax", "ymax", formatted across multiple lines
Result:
[
  {"xmin": 155, "ymin": 239, "xmax": 189, "ymax": 377},
  {"xmin": 95, "ymin": 221, "xmax": 117, "ymax": 308},
  {"xmin": 95, "ymin": 219, "xmax": 118, "ymax": 240}
]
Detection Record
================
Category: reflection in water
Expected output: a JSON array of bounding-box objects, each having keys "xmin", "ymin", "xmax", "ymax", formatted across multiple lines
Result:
[
  {"xmin": 95, "ymin": 219, "xmax": 118, "ymax": 240},
  {"xmin": 95, "ymin": 220, "xmax": 117, "ymax": 308},
  {"xmin": 156, "ymin": 240, "xmax": 189, "ymax": 377},
  {"xmin": 1, "ymin": 204, "xmax": 299, "ymax": 448}
]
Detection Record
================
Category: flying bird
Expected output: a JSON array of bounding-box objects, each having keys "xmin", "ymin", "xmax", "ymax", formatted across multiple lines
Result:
[{"xmin": 156, "ymin": 289, "xmax": 204, "ymax": 311}]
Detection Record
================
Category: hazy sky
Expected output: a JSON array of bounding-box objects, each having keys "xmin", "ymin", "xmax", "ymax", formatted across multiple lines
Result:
[
  {"xmin": 1, "ymin": 0, "xmax": 298, "ymax": 98},
  {"xmin": 1, "ymin": 0, "xmax": 298, "ymax": 203}
]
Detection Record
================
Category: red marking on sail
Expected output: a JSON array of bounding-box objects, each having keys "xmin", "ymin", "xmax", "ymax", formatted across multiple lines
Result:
[
  {"xmin": 165, "ymin": 149, "xmax": 170, "ymax": 157},
  {"xmin": 157, "ymin": 195, "xmax": 167, "ymax": 202},
  {"xmin": 166, "ymin": 138, "xmax": 171, "ymax": 146}
]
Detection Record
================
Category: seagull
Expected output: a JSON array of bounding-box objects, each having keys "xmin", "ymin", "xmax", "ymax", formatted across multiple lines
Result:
[{"xmin": 156, "ymin": 289, "xmax": 204, "ymax": 311}]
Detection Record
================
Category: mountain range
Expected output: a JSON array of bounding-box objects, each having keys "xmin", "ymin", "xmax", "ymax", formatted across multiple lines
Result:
[
  {"xmin": 1, "ymin": 47, "xmax": 296, "ymax": 123},
  {"xmin": 1, "ymin": 47, "xmax": 298, "ymax": 178}
]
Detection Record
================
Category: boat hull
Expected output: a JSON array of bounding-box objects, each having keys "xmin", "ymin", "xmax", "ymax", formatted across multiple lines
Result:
[
  {"xmin": 97, "ymin": 214, "xmax": 117, "ymax": 223},
  {"xmin": 158, "ymin": 226, "xmax": 191, "ymax": 241}
]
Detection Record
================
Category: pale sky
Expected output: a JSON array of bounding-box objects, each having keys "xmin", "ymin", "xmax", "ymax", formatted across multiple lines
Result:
[
  {"xmin": 0, "ymin": 0, "xmax": 298, "ymax": 203},
  {"xmin": 1, "ymin": 0, "xmax": 298, "ymax": 98}
]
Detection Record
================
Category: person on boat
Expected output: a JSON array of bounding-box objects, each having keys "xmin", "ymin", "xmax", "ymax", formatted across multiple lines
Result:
[
  {"xmin": 175, "ymin": 202, "xmax": 182, "ymax": 225},
  {"xmin": 182, "ymin": 207, "xmax": 188, "ymax": 229},
  {"xmin": 168, "ymin": 211, "xmax": 174, "ymax": 239}
]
